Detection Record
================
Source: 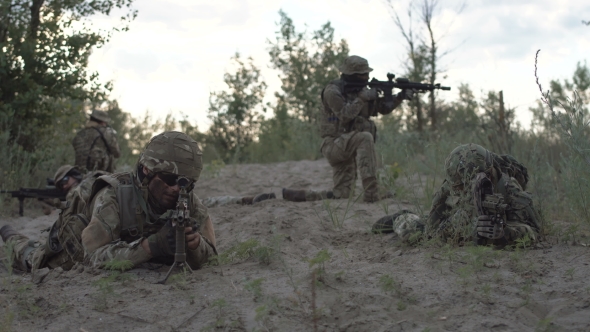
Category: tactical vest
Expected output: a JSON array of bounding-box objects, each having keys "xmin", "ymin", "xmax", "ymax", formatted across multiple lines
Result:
[
  {"xmin": 33, "ymin": 171, "xmax": 109, "ymax": 270},
  {"xmin": 320, "ymin": 79, "xmax": 376, "ymax": 139},
  {"xmin": 86, "ymin": 172, "xmax": 152, "ymax": 243}
]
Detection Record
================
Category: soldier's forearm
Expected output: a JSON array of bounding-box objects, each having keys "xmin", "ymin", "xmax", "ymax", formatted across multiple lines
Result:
[{"xmin": 85, "ymin": 239, "xmax": 152, "ymax": 269}]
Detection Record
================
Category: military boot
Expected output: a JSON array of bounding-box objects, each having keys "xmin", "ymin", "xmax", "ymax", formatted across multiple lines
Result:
[
  {"xmin": 0, "ymin": 225, "xmax": 20, "ymax": 243},
  {"xmin": 253, "ymin": 192, "xmax": 276, "ymax": 204},
  {"xmin": 241, "ymin": 197, "xmax": 254, "ymax": 205},
  {"xmin": 362, "ymin": 177, "xmax": 380, "ymax": 203},
  {"xmin": 282, "ymin": 188, "xmax": 307, "ymax": 202}
]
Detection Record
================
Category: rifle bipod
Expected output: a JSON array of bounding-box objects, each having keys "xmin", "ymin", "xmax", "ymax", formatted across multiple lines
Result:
[
  {"xmin": 157, "ymin": 179, "xmax": 194, "ymax": 284},
  {"xmin": 158, "ymin": 222, "xmax": 193, "ymax": 284}
]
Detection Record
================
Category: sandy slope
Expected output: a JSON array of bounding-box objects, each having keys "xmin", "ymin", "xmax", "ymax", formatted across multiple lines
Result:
[{"xmin": 0, "ymin": 159, "xmax": 589, "ymax": 332}]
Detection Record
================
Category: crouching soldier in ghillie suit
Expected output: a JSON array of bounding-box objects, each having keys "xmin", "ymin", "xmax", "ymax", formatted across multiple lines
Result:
[
  {"xmin": 72, "ymin": 109, "xmax": 121, "ymax": 173},
  {"xmin": 372, "ymin": 144, "xmax": 541, "ymax": 247},
  {"xmin": 1, "ymin": 132, "xmax": 216, "ymax": 273},
  {"xmin": 283, "ymin": 55, "xmax": 414, "ymax": 203}
]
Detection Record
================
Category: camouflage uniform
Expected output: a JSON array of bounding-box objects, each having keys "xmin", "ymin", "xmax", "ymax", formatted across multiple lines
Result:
[
  {"xmin": 4, "ymin": 132, "xmax": 216, "ymax": 272},
  {"xmin": 4, "ymin": 169, "xmax": 110, "ymax": 272},
  {"xmin": 81, "ymin": 131, "xmax": 216, "ymax": 269},
  {"xmin": 72, "ymin": 110, "xmax": 121, "ymax": 173},
  {"xmin": 201, "ymin": 196, "xmax": 243, "ymax": 207},
  {"xmin": 310, "ymin": 56, "xmax": 403, "ymax": 202},
  {"xmin": 373, "ymin": 144, "xmax": 541, "ymax": 245}
]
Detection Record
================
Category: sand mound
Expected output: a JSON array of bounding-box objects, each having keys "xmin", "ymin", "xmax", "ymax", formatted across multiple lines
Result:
[{"xmin": 1, "ymin": 159, "xmax": 589, "ymax": 331}]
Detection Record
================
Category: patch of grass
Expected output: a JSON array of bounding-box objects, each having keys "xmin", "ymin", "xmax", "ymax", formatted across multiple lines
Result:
[
  {"xmin": 318, "ymin": 192, "xmax": 362, "ymax": 230},
  {"xmin": 0, "ymin": 310, "xmax": 15, "ymax": 332},
  {"xmin": 14, "ymin": 283, "xmax": 40, "ymax": 319},
  {"xmin": 465, "ymin": 245, "xmax": 494, "ymax": 273},
  {"xmin": 514, "ymin": 233, "xmax": 533, "ymax": 249},
  {"xmin": 379, "ymin": 274, "xmax": 402, "ymax": 297},
  {"xmin": 456, "ymin": 266, "xmax": 473, "ymax": 285},
  {"xmin": 213, "ymin": 237, "xmax": 279, "ymax": 266},
  {"xmin": 564, "ymin": 267, "xmax": 575, "ymax": 280},
  {"xmin": 92, "ymin": 259, "xmax": 134, "ymax": 311},
  {"xmin": 2, "ymin": 240, "xmax": 15, "ymax": 278},
  {"xmin": 520, "ymin": 280, "xmax": 533, "ymax": 306},
  {"xmin": 535, "ymin": 317, "xmax": 555, "ymax": 332},
  {"xmin": 103, "ymin": 259, "xmax": 133, "ymax": 272},
  {"xmin": 481, "ymin": 283, "xmax": 492, "ymax": 299},
  {"xmin": 396, "ymin": 301, "xmax": 407, "ymax": 311},
  {"xmin": 308, "ymin": 249, "xmax": 331, "ymax": 280},
  {"xmin": 244, "ymin": 278, "xmax": 265, "ymax": 302},
  {"xmin": 213, "ymin": 239, "xmax": 261, "ymax": 265}
]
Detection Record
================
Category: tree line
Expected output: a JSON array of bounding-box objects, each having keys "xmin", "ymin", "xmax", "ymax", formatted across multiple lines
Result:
[{"xmin": 1, "ymin": 1, "xmax": 588, "ymax": 178}]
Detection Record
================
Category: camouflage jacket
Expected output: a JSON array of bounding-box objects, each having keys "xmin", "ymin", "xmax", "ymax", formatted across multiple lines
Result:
[
  {"xmin": 80, "ymin": 172, "xmax": 217, "ymax": 269},
  {"xmin": 320, "ymin": 79, "xmax": 402, "ymax": 140},
  {"xmin": 72, "ymin": 121, "xmax": 121, "ymax": 173},
  {"xmin": 427, "ymin": 173, "xmax": 542, "ymax": 244}
]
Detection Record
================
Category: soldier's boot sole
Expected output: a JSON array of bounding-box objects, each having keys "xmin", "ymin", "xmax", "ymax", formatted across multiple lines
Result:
[{"xmin": 0, "ymin": 225, "xmax": 20, "ymax": 243}]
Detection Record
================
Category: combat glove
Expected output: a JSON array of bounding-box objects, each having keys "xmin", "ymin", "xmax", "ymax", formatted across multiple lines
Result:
[
  {"xmin": 358, "ymin": 88, "xmax": 378, "ymax": 101},
  {"xmin": 396, "ymin": 89, "xmax": 415, "ymax": 101},
  {"xmin": 476, "ymin": 215, "xmax": 505, "ymax": 240},
  {"xmin": 147, "ymin": 220, "xmax": 176, "ymax": 257}
]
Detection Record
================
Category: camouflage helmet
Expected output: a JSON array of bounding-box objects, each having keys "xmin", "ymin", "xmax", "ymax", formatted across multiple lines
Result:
[
  {"xmin": 53, "ymin": 165, "xmax": 78, "ymax": 185},
  {"xmin": 138, "ymin": 131, "xmax": 203, "ymax": 182},
  {"xmin": 90, "ymin": 110, "xmax": 111, "ymax": 124},
  {"xmin": 444, "ymin": 143, "xmax": 494, "ymax": 187},
  {"xmin": 338, "ymin": 55, "xmax": 373, "ymax": 75}
]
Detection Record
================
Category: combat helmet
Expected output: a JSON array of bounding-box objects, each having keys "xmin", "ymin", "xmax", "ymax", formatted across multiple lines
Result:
[
  {"xmin": 444, "ymin": 143, "xmax": 494, "ymax": 188},
  {"xmin": 338, "ymin": 55, "xmax": 373, "ymax": 75},
  {"xmin": 90, "ymin": 109, "xmax": 111, "ymax": 124},
  {"xmin": 138, "ymin": 131, "xmax": 203, "ymax": 185},
  {"xmin": 53, "ymin": 165, "xmax": 82, "ymax": 190}
]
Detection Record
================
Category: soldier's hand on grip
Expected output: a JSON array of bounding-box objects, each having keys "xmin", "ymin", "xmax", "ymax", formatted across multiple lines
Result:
[
  {"xmin": 358, "ymin": 88, "xmax": 378, "ymax": 101},
  {"xmin": 147, "ymin": 220, "xmax": 176, "ymax": 257},
  {"xmin": 476, "ymin": 215, "xmax": 505, "ymax": 239},
  {"xmin": 396, "ymin": 89, "xmax": 415, "ymax": 101}
]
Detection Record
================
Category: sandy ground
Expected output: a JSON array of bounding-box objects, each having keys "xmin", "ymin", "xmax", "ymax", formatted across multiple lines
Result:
[{"xmin": 1, "ymin": 159, "xmax": 589, "ymax": 332}]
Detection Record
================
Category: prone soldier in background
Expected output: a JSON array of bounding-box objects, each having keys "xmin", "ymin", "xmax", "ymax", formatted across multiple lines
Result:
[
  {"xmin": 372, "ymin": 143, "xmax": 541, "ymax": 247},
  {"xmin": 282, "ymin": 55, "xmax": 414, "ymax": 203},
  {"xmin": 72, "ymin": 109, "xmax": 121, "ymax": 173},
  {"xmin": 1, "ymin": 132, "xmax": 217, "ymax": 274}
]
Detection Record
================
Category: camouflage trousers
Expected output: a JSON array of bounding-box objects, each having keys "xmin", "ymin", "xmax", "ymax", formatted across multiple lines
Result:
[
  {"xmin": 201, "ymin": 196, "xmax": 243, "ymax": 208},
  {"xmin": 4, "ymin": 234, "xmax": 71, "ymax": 272},
  {"xmin": 316, "ymin": 131, "xmax": 377, "ymax": 200}
]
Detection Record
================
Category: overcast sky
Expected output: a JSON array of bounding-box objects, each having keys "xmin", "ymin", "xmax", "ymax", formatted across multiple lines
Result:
[{"xmin": 88, "ymin": 0, "xmax": 590, "ymax": 130}]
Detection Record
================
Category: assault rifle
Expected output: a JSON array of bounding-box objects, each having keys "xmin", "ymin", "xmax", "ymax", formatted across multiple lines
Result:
[
  {"xmin": 158, "ymin": 177, "xmax": 195, "ymax": 284},
  {"xmin": 1, "ymin": 179, "xmax": 66, "ymax": 216},
  {"xmin": 473, "ymin": 173, "xmax": 507, "ymax": 245},
  {"xmin": 343, "ymin": 73, "xmax": 451, "ymax": 96}
]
